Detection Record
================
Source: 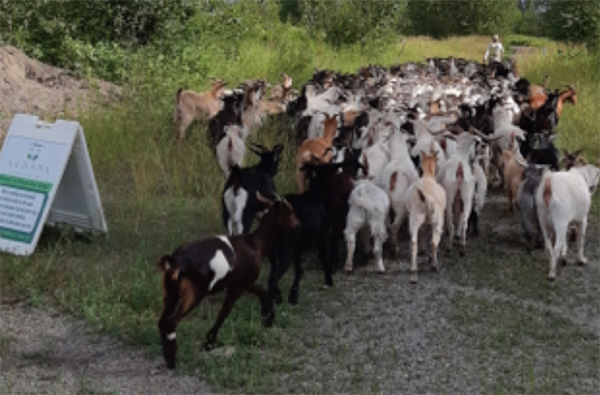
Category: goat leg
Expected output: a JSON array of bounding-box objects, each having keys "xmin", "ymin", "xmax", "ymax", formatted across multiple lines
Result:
[
  {"xmin": 268, "ymin": 250, "xmax": 283, "ymax": 305},
  {"xmin": 344, "ymin": 226, "xmax": 357, "ymax": 273},
  {"xmin": 204, "ymin": 289, "xmax": 243, "ymax": 350},
  {"xmin": 319, "ymin": 234, "xmax": 334, "ymax": 286},
  {"xmin": 575, "ymin": 219, "xmax": 588, "ymax": 266},
  {"xmin": 288, "ymin": 251, "xmax": 303, "ymax": 305},
  {"xmin": 247, "ymin": 283, "xmax": 275, "ymax": 327}
]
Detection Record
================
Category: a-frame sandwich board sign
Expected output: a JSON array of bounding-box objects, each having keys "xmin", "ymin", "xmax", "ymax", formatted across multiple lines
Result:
[{"xmin": 0, "ymin": 114, "xmax": 107, "ymax": 256}]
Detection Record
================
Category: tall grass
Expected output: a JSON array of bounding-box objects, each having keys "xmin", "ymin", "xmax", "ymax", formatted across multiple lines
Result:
[{"xmin": 1, "ymin": 34, "xmax": 598, "ymax": 392}]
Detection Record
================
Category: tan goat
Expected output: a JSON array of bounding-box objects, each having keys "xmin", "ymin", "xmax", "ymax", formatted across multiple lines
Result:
[
  {"xmin": 295, "ymin": 114, "xmax": 337, "ymax": 193},
  {"xmin": 405, "ymin": 147, "xmax": 446, "ymax": 284},
  {"xmin": 502, "ymin": 133, "xmax": 525, "ymax": 213},
  {"xmin": 259, "ymin": 74, "xmax": 293, "ymax": 116},
  {"xmin": 174, "ymin": 79, "xmax": 227, "ymax": 139}
]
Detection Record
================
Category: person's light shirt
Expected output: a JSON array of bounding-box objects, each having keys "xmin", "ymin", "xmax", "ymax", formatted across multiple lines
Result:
[{"xmin": 484, "ymin": 42, "xmax": 504, "ymax": 63}]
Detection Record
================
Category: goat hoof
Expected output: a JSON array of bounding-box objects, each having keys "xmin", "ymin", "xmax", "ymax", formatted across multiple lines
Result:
[
  {"xmin": 410, "ymin": 272, "xmax": 418, "ymax": 284},
  {"xmin": 165, "ymin": 360, "xmax": 176, "ymax": 370},
  {"xmin": 325, "ymin": 277, "xmax": 333, "ymax": 287},
  {"xmin": 203, "ymin": 341, "xmax": 216, "ymax": 351},
  {"xmin": 547, "ymin": 274, "xmax": 556, "ymax": 282},
  {"xmin": 559, "ymin": 257, "xmax": 567, "ymax": 267},
  {"xmin": 273, "ymin": 291, "xmax": 283, "ymax": 305},
  {"xmin": 577, "ymin": 257, "xmax": 588, "ymax": 266},
  {"xmin": 431, "ymin": 265, "xmax": 438, "ymax": 272},
  {"xmin": 288, "ymin": 292, "xmax": 298, "ymax": 306},
  {"xmin": 459, "ymin": 249, "xmax": 466, "ymax": 258},
  {"xmin": 262, "ymin": 310, "xmax": 275, "ymax": 327}
]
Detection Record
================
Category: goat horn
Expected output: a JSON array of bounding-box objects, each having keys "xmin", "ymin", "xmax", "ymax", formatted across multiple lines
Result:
[{"xmin": 565, "ymin": 84, "xmax": 576, "ymax": 93}]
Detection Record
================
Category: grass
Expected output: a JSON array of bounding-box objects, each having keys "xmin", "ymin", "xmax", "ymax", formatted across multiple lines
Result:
[{"xmin": 1, "ymin": 34, "xmax": 599, "ymax": 393}]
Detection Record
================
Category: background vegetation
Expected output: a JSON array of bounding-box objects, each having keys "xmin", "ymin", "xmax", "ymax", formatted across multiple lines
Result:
[{"xmin": 1, "ymin": 0, "xmax": 599, "ymax": 393}]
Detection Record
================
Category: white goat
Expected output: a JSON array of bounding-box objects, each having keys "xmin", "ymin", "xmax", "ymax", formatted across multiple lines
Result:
[
  {"xmin": 344, "ymin": 179, "xmax": 390, "ymax": 273},
  {"xmin": 404, "ymin": 148, "xmax": 446, "ymax": 283},
  {"xmin": 216, "ymin": 125, "xmax": 248, "ymax": 178},
  {"xmin": 437, "ymin": 132, "xmax": 477, "ymax": 256},
  {"xmin": 536, "ymin": 165, "xmax": 600, "ymax": 280},
  {"xmin": 378, "ymin": 131, "xmax": 420, "ymax": 256}
]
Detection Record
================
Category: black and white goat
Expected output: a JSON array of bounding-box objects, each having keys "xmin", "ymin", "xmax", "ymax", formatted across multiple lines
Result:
[{"xmin": 222, "ymin": 143, "xmax": 284, "ymax": 235}]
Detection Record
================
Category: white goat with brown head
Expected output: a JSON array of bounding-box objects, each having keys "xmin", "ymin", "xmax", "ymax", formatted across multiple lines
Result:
[{"xmin": 404, "ymin": 144, "xmax": 446, "ymax": 283}]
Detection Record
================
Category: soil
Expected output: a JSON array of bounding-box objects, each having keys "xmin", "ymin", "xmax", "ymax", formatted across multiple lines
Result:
[
  {"xmin": 0, "ymin": 302, "xmax": 212, "ymax": 394},
  {"xmin": 0, "ymin": 45, "xmax": 121, "ymax": 145}
]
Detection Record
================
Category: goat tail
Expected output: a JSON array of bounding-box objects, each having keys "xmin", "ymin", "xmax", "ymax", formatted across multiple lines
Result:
[
  {"xmin": 175, "ymin": 87, "xmax": 183, "ymax": 104},
  {"xmin": 158, "ymin": 255, "xmax": 174, "ymax": 272},
  {"xmin": 543, "ymin": 177, "xmax": 552, "ymax": 207},
  {"xmin": 456, "ymin": 162, "xmax": 464, "ymax": 186},
  {"xmin": 417, "ymin": 187, "xmax": 436, "ymax": 216},
  {"xmin": 159, "ymin": 255, "xmax": 181, "ymax": 282}
]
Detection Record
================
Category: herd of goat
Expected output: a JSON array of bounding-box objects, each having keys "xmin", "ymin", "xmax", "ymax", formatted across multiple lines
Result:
[{"xmin": 159, "ymin": 57, "xmax": 599, "ymax": 368}]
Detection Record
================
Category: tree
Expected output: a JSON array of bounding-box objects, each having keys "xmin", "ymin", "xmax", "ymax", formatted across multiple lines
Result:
[
  {"xmin": 541, "ymin": 0, "xmax": 599, "ymax": 50},
  {"xmin": 407, "ymin": 0, "xmax": 521, "ymax": 38},
  {"xmin": 299, "ymin": 0, "xmax": 409, "ymax": 49}
]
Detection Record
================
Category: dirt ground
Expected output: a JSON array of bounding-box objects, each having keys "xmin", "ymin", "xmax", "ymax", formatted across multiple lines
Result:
[
  {"xmin": 0, "ymin": 302, "xmax": 212, "ymax": 394},
  {"xmin": 0, "ymin": 45, "xmax": 120, "ymax": 145}
]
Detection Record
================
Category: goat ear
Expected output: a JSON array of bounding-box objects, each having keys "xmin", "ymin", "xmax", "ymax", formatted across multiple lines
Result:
[{"xmin": 256, "ymin": 191, "xmax": 274, "ymax": 207}]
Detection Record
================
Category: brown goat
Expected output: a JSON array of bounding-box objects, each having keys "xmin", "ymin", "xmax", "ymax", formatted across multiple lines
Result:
[
  {"xmin": 174, "ymin": 80, "xmax": 227, "ymax": 139},
  {"xmin": 529, "ymin": 85, "xmax": 577, "ymax": 115},
  {"xmin": 295, "ymin": 114, "xmax": 338, "ymax": 193},
  {"xmin": 157, "ymin": 192, "xmax": 299, "ymax": 369}
]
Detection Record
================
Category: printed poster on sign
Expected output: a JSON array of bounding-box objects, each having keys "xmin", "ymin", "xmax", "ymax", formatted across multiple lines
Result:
[
  {"xmin": 0, "ymin": 138, "xmax": 71, "ymax": 243},
  {"xmin": 0, "ymin": 114, "xmax": 107, "ymax": 256}
]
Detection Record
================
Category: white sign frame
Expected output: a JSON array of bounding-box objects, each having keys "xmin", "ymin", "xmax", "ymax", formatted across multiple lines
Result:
[{"xmin": 0, "ymin": 114, "xmax": 107, "ymax": 255}]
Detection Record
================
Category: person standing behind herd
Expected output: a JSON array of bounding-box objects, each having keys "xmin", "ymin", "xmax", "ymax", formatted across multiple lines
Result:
[{"xmin": 484, "ymin": 34, "xmax": 504, "ymax": 64}]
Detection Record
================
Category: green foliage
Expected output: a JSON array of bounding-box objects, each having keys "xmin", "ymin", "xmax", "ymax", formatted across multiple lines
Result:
[
  {"xmin": 299, "ymin": 0, "xmax": 409, "ymax": 49},
  {"xmin": 541, "ymin": 0, "xmax": 600, "ymax": 51},
  {"xmin": 515, "ymin": 0, "xmax": 543, "ymax": 36},
  {"xmin": 407, "ymin": 0, "xmax": 521, "ymax": 38}
]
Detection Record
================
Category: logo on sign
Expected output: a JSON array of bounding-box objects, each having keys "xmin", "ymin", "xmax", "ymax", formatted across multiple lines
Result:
[{"xmin": 7, "ymin": 142, "xmax": 49, "ymax": 175}]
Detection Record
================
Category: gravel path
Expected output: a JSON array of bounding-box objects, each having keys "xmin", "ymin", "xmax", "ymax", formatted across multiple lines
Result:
[{"xmin": 0, "ymin": 302, "xmax": 212, "ymax": 394}]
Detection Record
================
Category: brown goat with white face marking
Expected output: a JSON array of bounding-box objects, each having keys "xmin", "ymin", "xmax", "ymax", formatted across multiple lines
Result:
[
  {"xmin": 174, "ymin": 80, "xmax": 227, "ymax": 139},
  {"xmin": 157, "ymin": 192, "xmax": 299, "ymax": 369}
]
